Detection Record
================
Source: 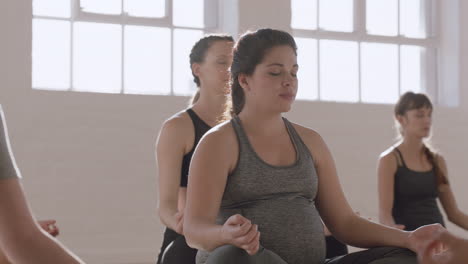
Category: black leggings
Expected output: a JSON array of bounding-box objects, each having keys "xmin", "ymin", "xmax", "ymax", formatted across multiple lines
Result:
[
  {"xmin": 326, "ymin": 235, "xmax": 348, "ymax": 259},
  {"xmin": 325, "ymin": 246, "xmax": 416, "ymax": 264},
  {"xmin": 204, "ymin": 245, "xmax": 416, "ymax": 264},
  {"xmin": 156, "ymin": 228, "xmax": 197, "ymax": 264}
]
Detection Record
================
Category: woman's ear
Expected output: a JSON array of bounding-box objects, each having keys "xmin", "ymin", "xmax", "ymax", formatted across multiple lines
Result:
[
  {"xmin": 396, "ymin": 114, "xmax": 406, "ymax": 126},
  {"xmin": 238, "ymin": 73, "xmax": 250, "ymax": 91},
  {"xmin": 192, "ymin": 63, "xmax": 201, "ymax": 78}
]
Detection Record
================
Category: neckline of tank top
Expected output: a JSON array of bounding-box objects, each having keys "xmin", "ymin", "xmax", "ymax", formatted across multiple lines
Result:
[
  {"xmin": 399, "ymin": 166, "xmax": 434, "ymax": 174},
  {"xmin": 187, "ymin": 108, "xmax": 212, "ymax": 129},
  {"xmin": 394, "ymin": 148, "xmax": 434, "ymax": 174},
  {"xmin": 234, "ymin": 116, "xmax": 301, "ymax": 169}
]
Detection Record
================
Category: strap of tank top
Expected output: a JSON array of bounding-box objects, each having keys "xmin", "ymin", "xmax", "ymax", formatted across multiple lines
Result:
[
  {"xmin": 282, "ymin": 118, "xmax": 304, "ymax": 157},
  {"xmin": 185, "ymin": 108, "xmax": 198, "ymax": 127},
  {"xmin": 186, "ymin": 108, "xmax": 196, "ymax": 118},
  {"xmin": 187, "ymin": 108, "xmax": 211, "ymax": 129},
  {"xmin": 230, "ymin": 116, "xmax": 251, "ymax": 152},
  {"xmin": 393, "ymin": 148, "xmax": 407, "ymax": 168},
  {"xmin": 186, "ymin": 109, "xmax": 207, "ymax": 147}
]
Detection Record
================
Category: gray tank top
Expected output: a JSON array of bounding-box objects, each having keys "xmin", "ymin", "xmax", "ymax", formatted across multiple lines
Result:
[{"xmin": 196, "ymin": 116, "xmax": 325, "ymax": 264}]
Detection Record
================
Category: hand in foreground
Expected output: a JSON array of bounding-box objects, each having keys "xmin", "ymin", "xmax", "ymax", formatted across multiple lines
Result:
[
  {"xmin": 221, "ymin": 214, "xmax": 260, "ymax": 255},
  {"xmin": 417, "ymin": 228, "xmax": 468, "ymax": 264}
]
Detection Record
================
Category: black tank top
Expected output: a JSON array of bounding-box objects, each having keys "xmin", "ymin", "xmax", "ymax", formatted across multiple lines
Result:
[
  {"xmin": 180, "ymin": 109, "xmax": 211, "ymax": 187},
  {"xmin": 392, "ymin": 148, "xmax": 445, "ymax": 231}
]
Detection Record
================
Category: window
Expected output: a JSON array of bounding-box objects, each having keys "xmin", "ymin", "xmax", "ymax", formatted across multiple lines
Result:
[
  {"xmin": 292, "ymin": 0, "xmax": 436, "ymax": 104},
  {"xmin": 32, "ymin": 0, "xmax": 218, "ymax": 95}
]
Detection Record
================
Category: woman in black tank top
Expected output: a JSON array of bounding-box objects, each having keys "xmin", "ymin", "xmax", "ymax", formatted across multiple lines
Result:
[
  {"xmin": 155, "ymin": 35, "xmax": 234, "ymax": 264},
  {"xmin": 378, "ymin": 92, "xmax": 468, "ymax": 233}
]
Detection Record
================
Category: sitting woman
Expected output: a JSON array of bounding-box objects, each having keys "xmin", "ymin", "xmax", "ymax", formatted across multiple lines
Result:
[
  {"xmin": 155, "ymin": 34, "xmax": 234, "ymax": 264},
  {"xmin": 378, "ymin": 92, "xmax": 468, "ymax": 232},
  {"xmin": 183, "ymin": 28, "xmax": 444, "ymax": 264}
]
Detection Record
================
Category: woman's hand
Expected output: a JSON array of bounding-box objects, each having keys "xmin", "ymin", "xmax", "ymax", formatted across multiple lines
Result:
[
  {"xmin": 173, "ymin": 211, "xmax": 184, "ymax": 235},
  {"xmin": 220, "ymin": 214, "xmax": 260, "ymax": 255},
  {"xmin": 38, "ymin": 219, "xmax": 59, "ymax": 237},
  {"xmin": 407, "ymin": 224, "xmax": 446, "ymax": 253},
  {"xmin": 417, "ymin": 227, "xmax": 468, "ymax": 264}
]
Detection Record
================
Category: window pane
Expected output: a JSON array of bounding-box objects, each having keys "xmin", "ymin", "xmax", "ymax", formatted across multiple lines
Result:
[
  {"xmin": 80, "ymin": 0, "xmax": 121, "ymax": 15},
  {"xmin": 320, "ymin": 40, "xmax": 358, "ymax": 102},
  {"xmin": 291, "ymin": 0, "xmax": 317, "ymax": 30},
  {"xmin": 361, "ymin": 43, "xmax": 399, "ymax": 104},
  {"xmin": 173, "ymin": 29, "xmax": 204, "ymax": 95},
  {"xmin": 124, "ymin": 26, "xmax": 171, "ymax": 95},
  {"xmin": 33, "ymin": 0, "xmax": 71, "ymax": 18},
  {"xmin": 295, "ymin": 38, "xmax": 318, "ymax": 100},
  {"xmin": 401, "ymin": 45, "xmax": 423, "ymax": 94},
  {"xmin": 400, "ymin": 0, "xmax": 426, "ymax": 38},
  {"xmin": 32, "ymin": 19, "xmax": 70, "ymax": 90},
  {"xmin": 366, "ymin": 0, "xmax": 398, "ymax": 36},
  {"xmin": 124, "ymin": 0, "xmax": 165, "ymax": 18},
  {"xmin": 73, "ymin": 22, "xmax": 122, "ymax": 93},
  {"xmin": 319, "ymin": 0, "xmax": 353, "ymax": 32},
  {"xmin": 173, "ymin": 0, "xmax": 204, "ymax": 28}
]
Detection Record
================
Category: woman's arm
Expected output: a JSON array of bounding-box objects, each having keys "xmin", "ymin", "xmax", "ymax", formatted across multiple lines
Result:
[
  {"xmin": 0, "ymin": 107, "xmax": 83, "ymax": 263},
  {"xmin": 294, "ymin": 126, "xmax": 411, "ymax": 249},
  {"xmin": 0, "ymin": 249, "xmax": 10, "ymax": 264},
  {"xmin": 184, "ymin": 125, "xmax": 259, "ymax": 254},
  {"xmin": 377, "ymin": 152, "xmax": 405, "ymax": 229},
  {"xmin": 0, "ymin": 178, "xmax": 83, "ymax": 264},
  {"xmin": 156, "ymin": 116, "xmax": 191, "ymax": 233},
  {"xmin": 437, "ymin": 156, "xmax": 468, "ymax": 230}
]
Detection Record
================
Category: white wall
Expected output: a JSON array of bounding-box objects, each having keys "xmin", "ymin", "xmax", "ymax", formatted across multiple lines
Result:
[{"xmin": 1, "ymin": 0, "xmax": 468, "ymax": 263}]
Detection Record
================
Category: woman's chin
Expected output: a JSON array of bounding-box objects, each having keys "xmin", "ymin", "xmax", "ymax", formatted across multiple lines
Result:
[{"xmin": 280, "ymin": 105, "xmax": 292, "ymax": 113}]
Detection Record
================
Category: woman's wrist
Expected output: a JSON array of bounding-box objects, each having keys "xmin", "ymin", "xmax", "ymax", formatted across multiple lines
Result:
[
  {"xmin": 218, "ymin": 224, "xmax": 230, "ymax": 246},
  {"xmin": 194, "ymin": 225, "xmax": 228, "ymax": 252},
  {"xmin": 159, "ymin": 210, "xmax": 179, "ymax": 231},
  {"xmin": 401, "ymin": 230, "xmax": 413, "ymax": 250}
]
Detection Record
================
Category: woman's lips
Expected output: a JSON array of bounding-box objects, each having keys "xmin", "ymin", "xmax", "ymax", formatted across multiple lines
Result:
[{"xmin": 279, "ymin": 94, "xmax": 295, "ymax": 101}]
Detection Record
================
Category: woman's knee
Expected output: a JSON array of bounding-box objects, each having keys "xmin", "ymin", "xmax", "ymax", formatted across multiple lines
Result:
[
  {"xmin": 368, "ymin": 247, "xmax": 417, "ymax": 264},
  {"xmin": 205, "ymin": 245, "xmax": 287, "ymax": 264},
  {"xmin": 161, "ymin": 236, "xmax": 197, "ymax": 264},
  {"xmin": 206, "ymin": 245, "xmax": 251, "ymax": 264}
]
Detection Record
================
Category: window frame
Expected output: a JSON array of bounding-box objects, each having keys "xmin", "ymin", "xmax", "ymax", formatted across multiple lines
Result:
[
  {"xmin": 292, "ymin": 0, "xmax": 438, "ymax": 104},
  {"xmin": 32, "ymin": 0, "xmax": 221, "ymax": 95}
]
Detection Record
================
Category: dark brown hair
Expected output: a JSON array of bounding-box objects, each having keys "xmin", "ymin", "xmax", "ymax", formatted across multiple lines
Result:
[
  {"xmin": 395, "ymin": 92, "xmax": 448, "ymax": 186},
  {"xmin": 224, "ymin": 28, "xmax": 297, "ymax": 118},
  {"xmin": 189, "ymin": 34, "xmax": 234, "ymax": 105}
]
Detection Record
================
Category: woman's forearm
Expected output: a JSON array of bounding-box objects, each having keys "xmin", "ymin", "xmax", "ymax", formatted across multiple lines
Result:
[
  {"xmin": 184, "ymin": 222, "xmax": 226, "ymax": 252},
  {"xmin": 449, "ymin": 212, "xmax": 468, "ymax": 230},
  {"xmin": 339, "ymin": 215, "xmax": 409, "ymax": 249},
  {"xmin": 3, "ymin": 228, "xmax": 83, "ymax": 264},
  {"xmin": 0, "ymin": 249, "xmax": 10, "ymax": 264}
]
